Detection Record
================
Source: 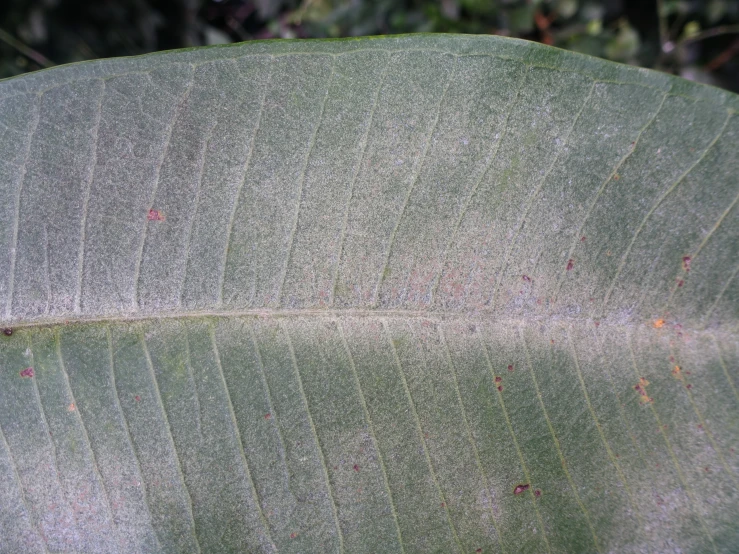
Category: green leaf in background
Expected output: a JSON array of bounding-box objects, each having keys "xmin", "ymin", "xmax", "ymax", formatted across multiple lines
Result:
[{"xmin": 0, "ymin": 34, "xmax": 737, "ymax": 553}]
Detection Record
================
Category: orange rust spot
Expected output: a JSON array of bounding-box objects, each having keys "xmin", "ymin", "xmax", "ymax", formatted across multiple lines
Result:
[
  {"xmin": 613, "ymin": 173, "xmax": 620, "ymax": 180},
  {"xmin": 672, "ymin": 366, "xmax": 686, "ymax": 383},
  {"xmin": 653, "ymin": 319, "xmax": 666, "ymax": 328},
  {"xmin": 67, "ymin": 403, "xmax": 76, "ymax": 412},
  {"xmin": 635, "ymin": 377, "xmax": 652, "ymax": 403}
]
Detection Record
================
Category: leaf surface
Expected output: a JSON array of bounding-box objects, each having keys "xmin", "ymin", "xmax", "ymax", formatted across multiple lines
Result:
[{"xmin": 0, "ymin": 35, "xmax": 737, "ymax": 553}]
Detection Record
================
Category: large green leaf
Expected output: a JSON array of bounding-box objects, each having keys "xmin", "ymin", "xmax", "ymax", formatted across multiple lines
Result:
[{"xmin": 0, "ymin": 34, "xmax": 737, "ymax": 553}]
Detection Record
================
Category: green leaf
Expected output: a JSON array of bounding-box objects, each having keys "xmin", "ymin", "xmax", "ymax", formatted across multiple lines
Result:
[{"xmin": 0, "ymin": 34, "xmax": 737, "ymax": 553}]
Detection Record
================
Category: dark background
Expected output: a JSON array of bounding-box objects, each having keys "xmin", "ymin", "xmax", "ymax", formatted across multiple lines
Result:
[{"xmin": 1, "ymin": 0, "xmax": 738, "ymax": 92}]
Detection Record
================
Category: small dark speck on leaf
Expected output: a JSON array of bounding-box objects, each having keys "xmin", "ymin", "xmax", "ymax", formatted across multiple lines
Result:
[
  {"xmin": 476, "ymin": 549, "xmax": 483, "ymax": 553},
  {"xmin": 495, "ymin": 376, "xmax": 502, "ymax": 383},
  {"xmin": 514, "ymin": 484, "xmax": 530, "ymax": 495},
  {"xmin": 135, "ymin": 395, "xmax": 141, "ymax": 402},
  {"xmin": 686, "ymin": 384, "xmax": 692, "ymax": 389},
  {"xmin": 522, "ymin": 274, "xmax": 531, "ymax": 282},
  {"xmin": 497, "ymin": 385, "xmax": 503, "ymax": 392},
  {"xmin": 613, "ymin": 174, "xmax": 620, "ymax": 180},
  {"xmin": 508, "ymin": 364, "xmax": 514, "ymax": 372},
  {"xmin": 20, "ymin": 367, "xmax": 34, "ymax": 378},
  {"xmin": 2, "ymin": 328, "xmax": 12, "ymax": 336},
  {"xmin": 265, "ymin": 413, "xmax": 271, "ymax": 419},
  {"xmin": 534, "ymin": 489, "xmax": 541, "ymax": 497},
  {"xmin": 468, "ymin": 324, "xmax": 476, "ymax": 333},
  {"xmin": 580, "ymin": 236, "xmax": 586, "ymax": 242},
  {"xmin": 440, "ymin": 502, "xmax": 446, "ymax": 508},
  {"xmin": 290, "ymin": 532, "xmax": 298, "ymax": 539},
  {"xmin": 677, "ymin": 280, "xmax": 684, "ymax": 287},
  {"xmin": 682, "ymin": 256, "xmax": 691, "ymax": 271},
  {"xmin": 566, "ymin": 259, "xmax": 575, "ymax": 271},
  {"xmin": 594, "ymin": 321, "xmax": 600, "ymax": 327},
  {"xmin": 353, "ymin": 464, "xmax": 360, "ymax": 472}
]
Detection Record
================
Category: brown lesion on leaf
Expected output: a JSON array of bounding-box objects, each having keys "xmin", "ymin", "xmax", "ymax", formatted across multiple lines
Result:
[
  {"xmin": 2, "ymin": 328, "xmax": 11, "ymax": 336},
  {"xmin": 147, "ymin": 209, "xmax": 165, "ymax": 221},
  {"xmin": 514, "ymin": 483, "xmax": 530, "ymax": 495}
]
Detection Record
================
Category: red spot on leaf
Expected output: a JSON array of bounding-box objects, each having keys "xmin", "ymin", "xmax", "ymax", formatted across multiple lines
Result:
[
  {"xmin": 147, "ymin": 209, "xmax": 165, "ymax": 221},
  {"xmin": 682, "ymin": 256, "xmax": 691, "ymax": 271},
  {"xmin": 476, "ymin": 549, "xmax": 483, "ymax": 553},
  {"xmin": 677, "ymin": 280, "xmax": 684, "ymax": 287},
  {"xmin": 495, "ymin": 376, "xmax": 502, "ymax": 383},
  {"xmin": 20, "ymin": 367, "xmax": 34, "ymax": 378},
  {"xmin": 497, "ymin": 385, "xmax": 503, "ymax": 392},
  {"xmin": 507, "ymin": 364, "xmax": 514, "ymax": 372},
  {"xmin": 135, "ymin": 395, "xmax": 141, "ymax": 402},
  {"xmin": 534, "ymin": 489, "xmax": 542, "ymax": 497},
  {"xmin": 522, "ymin": 275, "xmax": 531, "ymax": 282},
  {"xmin": 264, "ymin": 413, "xmax": 271, "ymax": 419},
  {"xmin": 514, "ymin": 484, "xmax": 530, "ymax": 495},
  {"xmin": 566, "ymin": 259, "xmax": 575, "ymax": 271},
  {"xmin": 353, "ymin": 464, "xmax": 360, "ymax": 472},
  {"xmin": 594, "ymin": 321, "xmax": 600, "ymax": 327},
  {"xmin": 290, "ymin": 532, "xmax": 298, "ymax": 539},
  {"xmin": 686, "ymin": 384, "xmax": 692, "ymax": 389},
  {"xmin": 580, "ymin": 236, "xmax": 586, "ymax": 242},
  {"xmin": 440, "ymin": 502, "xmax": 446, "ymax": 508}
]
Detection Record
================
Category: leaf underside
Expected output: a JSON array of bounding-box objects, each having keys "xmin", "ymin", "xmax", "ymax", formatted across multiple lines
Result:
[{"xmin": 0, "ymin": 35, "xmax": 737, "ymax": 553}]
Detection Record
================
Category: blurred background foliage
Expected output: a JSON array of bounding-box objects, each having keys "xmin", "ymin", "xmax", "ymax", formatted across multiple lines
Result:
[{"xmin": 1, "ymin": 0, "xmax": 738, "ymax": 92}]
